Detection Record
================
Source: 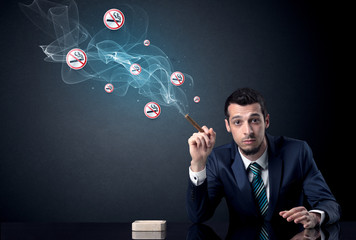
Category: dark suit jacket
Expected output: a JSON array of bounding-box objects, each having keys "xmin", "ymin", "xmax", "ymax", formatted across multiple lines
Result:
[{"xmin": 186, "ymin": 134, "xmax": 340, "ymax": 224}]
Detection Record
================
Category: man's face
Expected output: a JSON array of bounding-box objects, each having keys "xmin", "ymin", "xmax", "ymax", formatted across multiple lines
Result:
[{"xmin": 225, "ymin": 103, "xmax": 269, "ymax": 159}]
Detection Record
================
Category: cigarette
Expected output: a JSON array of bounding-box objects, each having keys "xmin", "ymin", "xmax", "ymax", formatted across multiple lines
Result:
[
  {"xmin": 70, "ymin": 59, "xmax": 84, "ymax": 63},
  {"xmin": 185, "ymin": 114, "xmax": 204, "ymax": 132}
]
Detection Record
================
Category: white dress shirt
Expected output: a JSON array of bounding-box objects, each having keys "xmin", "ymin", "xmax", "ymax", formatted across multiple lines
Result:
[{"xmin": 189, "ymin": 146, "xmax": 325, "ymax": 224}]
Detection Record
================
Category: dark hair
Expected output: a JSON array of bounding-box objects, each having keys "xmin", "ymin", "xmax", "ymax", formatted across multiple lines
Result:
[{"xmin": 224, "ymin": 88, "xmax": 267, "ymax": 120}]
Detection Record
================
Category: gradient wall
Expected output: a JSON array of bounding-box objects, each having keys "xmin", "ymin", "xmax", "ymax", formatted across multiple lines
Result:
[{"xmin": 0, "ymin": 0, "xmax": 349, "ymax": 222}]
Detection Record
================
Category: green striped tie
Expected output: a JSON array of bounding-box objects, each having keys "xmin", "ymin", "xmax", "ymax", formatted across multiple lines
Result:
[{"xmin": 249, "ymin": 162, "xmax": 268, "ymax": 217}]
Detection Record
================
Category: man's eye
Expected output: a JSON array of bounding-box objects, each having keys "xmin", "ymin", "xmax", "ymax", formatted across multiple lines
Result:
[
  {"xmin": 233, "ymin": 120, "xmax": 240, "ymax": 125},
  {"xmin": 251, "ymin": 118, "xmax": 260, "ymax": 123}
]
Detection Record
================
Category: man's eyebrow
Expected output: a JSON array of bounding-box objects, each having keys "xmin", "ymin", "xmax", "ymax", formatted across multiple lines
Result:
[
  {"xmin": 230, "ymin": 113, "xmax": 261, "ymax": 120},
  {"xmin": 250, "ymin": 113, "xmax": 262, "ymax": 118},
  {"xmin": 230, "ymin": 115, "xmax": 242, "ymax": 120}
]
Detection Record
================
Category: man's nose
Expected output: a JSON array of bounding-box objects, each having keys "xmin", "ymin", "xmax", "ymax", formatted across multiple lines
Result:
[{"xmin": 242, "ymin": 122, "xmax": 253, "ymax": 135}]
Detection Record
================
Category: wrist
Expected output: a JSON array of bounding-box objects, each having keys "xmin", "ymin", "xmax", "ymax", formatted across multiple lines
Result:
[
  {"xmin": 190, "ymin": 160, "xmax": 205, "ymax": 172},
  {"xmin": 310, "ymin": 212, "xmax": 321, "ymax": 226}
]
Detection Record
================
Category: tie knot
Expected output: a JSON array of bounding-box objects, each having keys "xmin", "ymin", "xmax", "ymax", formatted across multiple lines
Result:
[{"xmin": 249, "ymin": 162, "xmax": 262, "ymax": 176}]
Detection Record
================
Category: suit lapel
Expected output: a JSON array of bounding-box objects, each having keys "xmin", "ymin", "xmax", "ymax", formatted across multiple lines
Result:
[
  {"xmin": 230, "ymin": 142, "xmax": 258, "ymax": 217},
  {"xmin": 265, "ymin": 134, "xmax": 283, "ymax": 221}
]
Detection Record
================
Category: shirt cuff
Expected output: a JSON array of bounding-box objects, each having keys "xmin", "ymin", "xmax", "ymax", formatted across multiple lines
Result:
[
  {"xmin": 309, "ymin": 210, "xmax": 325, "ymax": 225},
  {"xmin": 189, "ymin": 167, "xmax": 207, "ymax": 186}
]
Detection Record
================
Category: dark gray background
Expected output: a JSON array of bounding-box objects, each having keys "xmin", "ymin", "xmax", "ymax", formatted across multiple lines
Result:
[{"xmin": 0, "ymin": 0, "xmax": 351, "ymax": 222}]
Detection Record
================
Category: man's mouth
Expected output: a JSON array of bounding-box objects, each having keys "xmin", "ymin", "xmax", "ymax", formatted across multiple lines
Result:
[{"xmin": 243, "ymin": 139, "xmax": 256, "ymax": 144}]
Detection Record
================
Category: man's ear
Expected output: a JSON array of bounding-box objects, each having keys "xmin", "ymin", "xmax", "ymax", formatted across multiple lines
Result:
[
  {"xmin": 225, "ymin": 118, "xmax": 231, "ymax": 133},
  {"xmin": 265, "ymin": 114, "xmax": 270, "ymax": 129}
]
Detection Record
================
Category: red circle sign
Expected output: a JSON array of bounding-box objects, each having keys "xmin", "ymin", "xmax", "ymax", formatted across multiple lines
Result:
[
  {"xmin": 144, "ymin": 102, "xmax": 161, "ymax": 119},
  {"xmin": 66, "ymin": 48, "xmax": 87, "ymax": 70},
  {"xmin": 144, "ymin": 40, "xmax": 150, "ymax": 46},
  {"xmin": 103, "ymin": 9, "xmax": 125, "ymax": 30},
  {"xmin": 130, "ymin": 63, "xmax": 142, "ymax": 75},
  {"xmin": 104, "ymin": 83, "xmax": 114, "ymax": 93},
  {"xmin": 170, "ymin": 71, "xmax": 185, "ymax": 86}
]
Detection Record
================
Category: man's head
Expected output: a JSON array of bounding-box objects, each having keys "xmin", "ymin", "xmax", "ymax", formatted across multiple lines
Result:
[{"xmin": 224, "ymin": 88, "xmax": 270, "ymax": 160}]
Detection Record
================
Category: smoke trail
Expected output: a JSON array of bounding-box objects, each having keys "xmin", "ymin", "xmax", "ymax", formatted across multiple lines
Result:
[{"xmin": 19, "ymin": 0, "xmax": 193, "ymax": 115}]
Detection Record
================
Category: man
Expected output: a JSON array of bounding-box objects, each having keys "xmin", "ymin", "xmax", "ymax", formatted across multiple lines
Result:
[{"xmin": 186, "ymin": 88, "xmax": 340, "ymax": 228}]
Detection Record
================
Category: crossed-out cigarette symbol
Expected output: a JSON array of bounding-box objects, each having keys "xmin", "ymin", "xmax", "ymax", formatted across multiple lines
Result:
[
  {"xmin": 173, "ymin": 73, "xmax": 183, "ymax": 81},
  {"xmin": 104, "ymin": 83, "xmax": 114, "ymax": 93},
  {"xmin": 144, "ymin": 102, "xmax": 161, "ymax": 119},
  {"xmin": 170, "ymin": 71, "xmax": 185, "ymax": 86},
  {"xmin": 132, "ymin": 65, "xmax": 140, "ymax": 72},
  {"xmin": 107, "ymin": 12, "xmax": 122, "ymax": 23},
  {"xmin": 66, "ymin": 48, "xmax": 87, "ymax": 70},
  {"xmin": 70, "ymin": 51, "xmax": 84, "ymax": 63},
  {"xmin": 146, "ymin": 104, "xmax": 158, "ymax": 113},
  {"xmin": 130, "ymin": 63, "xmax": 142, "ymax": 75}
]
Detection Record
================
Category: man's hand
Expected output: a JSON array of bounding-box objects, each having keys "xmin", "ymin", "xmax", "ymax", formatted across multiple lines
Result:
[
  {"xmin": 280, "ymin": 207, "xmax": 321, "ymax": 229},
  {"xmin": 188, "ymin": 126, "xmax": 216, "ymax": 172}
]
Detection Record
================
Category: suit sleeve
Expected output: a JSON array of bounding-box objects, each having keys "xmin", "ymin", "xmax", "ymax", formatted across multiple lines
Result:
[
  {"xmin": 301, "ymin": 142, "xmax": 341, "ymax": 224},
  {"xmin": 186, "ymin": 150, "xmax": 224, "ymax": 223}
]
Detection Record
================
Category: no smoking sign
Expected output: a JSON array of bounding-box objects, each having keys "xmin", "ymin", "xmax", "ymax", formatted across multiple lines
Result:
[
  {"xmin": 144, "ymin": 102, "xmax": 161, "ymax": 119},
  {"xmin": 104, "ymin": 83, "xmax": 114, "ymax": 93},
  {"xmin": 66, "ymin": 48, "xmax": 87, "ymax": 70},
  {"xmin": 130, "ymin": 63, "xmax": 142, "ymax": 75},
  {"xmin": 170, "ymin": 71, "xmax": 185, "ymax": 86},
  {"xmin": 103, "ymin": 9, "xmax": 125, "ymax": 30}
]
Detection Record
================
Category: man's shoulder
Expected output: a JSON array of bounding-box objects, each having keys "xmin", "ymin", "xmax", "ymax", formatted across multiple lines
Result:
[
  {"xmin": 268, "ymin": 134, "xmax": 308, "ymax": 149},
  {"xmin": 267, "ymin": 134, "xmax": 312, "ymax": 159}
]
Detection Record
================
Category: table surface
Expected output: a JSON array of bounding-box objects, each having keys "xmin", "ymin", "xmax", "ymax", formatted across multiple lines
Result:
[{"xmin": 1, "ymin": 221, "xmax": 354, "ymax": 239}]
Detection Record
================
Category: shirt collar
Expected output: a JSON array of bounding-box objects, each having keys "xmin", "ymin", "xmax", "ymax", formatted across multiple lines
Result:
[{"xmin": 238, "ymin": 147, "xmax": 268, "ymax": 170}]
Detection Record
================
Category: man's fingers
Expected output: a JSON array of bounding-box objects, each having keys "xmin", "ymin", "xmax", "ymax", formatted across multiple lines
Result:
[
  {"xmin": 189, "ymin": 133, "xmax": 210, "ymax": 149},
  {"xmin": 188, "ymin": 134, "xmax": 200, "ymax": 148},
  {"xmin": 279, "ymin": 211, "xmax": 287, "ymax": 216},
  {"xmin": 209, "ymin": 127, "xmax": 216, "ymax": 137},
  {"xmin": 188, "ymin": 134, "xmax": 196, "ymax": 146},
  {"xmin": 190, "ymin": 126, "xmax": 215, "ymax": 149},
  {"xmin": 195, "ymin": 136, "xmax": 201, "ymax": 148},
  {"xmin": 201, "ymin": 133, "xmax": 212, "ymax": 148},
  {"xmin": 192, "ymin": 134, "xmax": 207, "ymax": 149},
  {"xmin": 198, "ymin": 135, "xmax": 208, "ymax": 150},
  {"xmin": 280, "ymin": 206, "xmax": 319, "ymax": 229},
  {"xmin": 204, "ymin": 127, "xmax": 216, "ymax": 148},
  {"xmin": 294, "ymin": 215, "xmax": 308, "ymax": 224},
  {"xmin": 281, "ymin": 206, "xmax": 306, "ymax": 218},
  {"xmin": 202, "ymin": 125, "xmax": 209, "ymax": 134},
  {"xmin": 209, "ymin": 128, "xmax": 216, "ymax": 144},
  {"xmin": 287, "ymin": 210, "xmax": 307, "ymax": 222}
]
